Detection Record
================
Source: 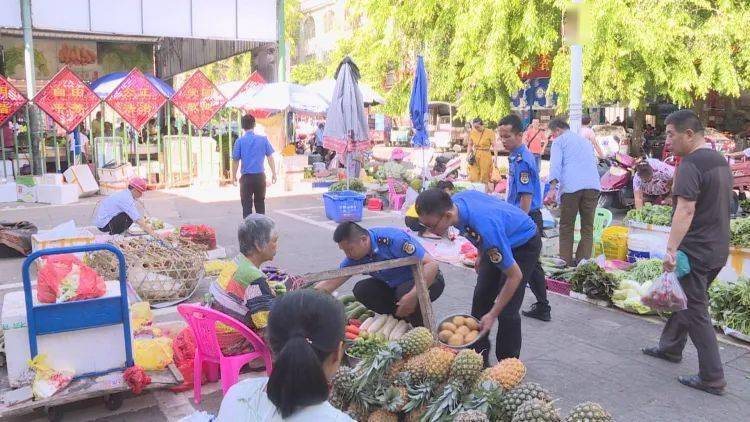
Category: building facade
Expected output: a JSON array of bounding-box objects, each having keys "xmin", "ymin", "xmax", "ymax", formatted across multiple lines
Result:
[{"xmin": 297, "ymin": 0, "xmax": 359, "ymax": 64}]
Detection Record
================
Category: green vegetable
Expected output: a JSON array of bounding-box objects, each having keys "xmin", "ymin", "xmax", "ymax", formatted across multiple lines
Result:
[
  {"xmin": 329, "ymin": 179, "xmax": 366, "ymax": 192},
  {"xmin": 339, "ymin": 294, "xmax": 356, "ymax": 305},
  {"xmin": 625, "ymin": 259, "xmax": 664, "ymax": 283},
  {"xmin": 347, "ymin": 336, "xmax": 387, "ymax": 359},
  {"xmin": 570, "ymin": 262, "xmax": 619, "ymax": 301},
  {"xmin": 626, "ymin": 203, "xmax": 672, "ymax": 226},
  {"xmin": 730, "ymin": 218, "xmax": 750, "ymax": 248},
  {"xmin": 709, "ymin": 278, "xmax": 750, "ymax": 336}
]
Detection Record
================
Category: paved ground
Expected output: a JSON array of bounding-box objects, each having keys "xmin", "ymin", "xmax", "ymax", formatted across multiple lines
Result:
[{"xmin": 0, "ymin": 189, "xmax": 748, "ymax": 421}]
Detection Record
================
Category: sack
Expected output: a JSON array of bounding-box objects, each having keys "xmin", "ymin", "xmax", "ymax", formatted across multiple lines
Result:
[
  {"xmin": 0, "ymin": 221, "xmax": 37, "ymax": 256},
  {"xmin": 130, "ymin": 302, "xmax": 154, "ymax": 332},
  {"xmin": 641, "ymin": 272, "xmax": 688, "ymax": 312},
  {"xmin": 134, "ymin": 337, "xmax": 174, "ymax": 371},
  {"xmin": 37, "ymin": 255, "xmax": 106, "ymax": 303}
]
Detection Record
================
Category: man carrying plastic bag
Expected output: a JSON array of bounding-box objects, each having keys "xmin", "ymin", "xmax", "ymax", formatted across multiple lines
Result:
[{"xmin": 641, "ymin": 110, "xmax": 730, "ymax": 396}]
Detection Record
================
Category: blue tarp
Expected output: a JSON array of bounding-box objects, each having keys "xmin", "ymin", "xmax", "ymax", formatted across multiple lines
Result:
[{"xmin": 89, "ymin": 72, "xmax": 175, "ymax": 99}]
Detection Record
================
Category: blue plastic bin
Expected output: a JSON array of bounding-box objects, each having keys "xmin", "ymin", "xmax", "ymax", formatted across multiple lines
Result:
[{"xmin": 323, "ymin": 190, "xmax": 366, "ymax": 222}]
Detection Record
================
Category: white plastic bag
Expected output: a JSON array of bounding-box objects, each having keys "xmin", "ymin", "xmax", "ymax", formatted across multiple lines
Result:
[{"xmin": 641, "ymin": 272, "xmax": 688, "ymax": 312}]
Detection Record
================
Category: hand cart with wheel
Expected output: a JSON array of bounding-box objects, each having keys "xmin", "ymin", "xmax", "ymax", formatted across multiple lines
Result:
[{"xmin": 0, "ymin": 244, "xmax": 183, "ymax": 421}]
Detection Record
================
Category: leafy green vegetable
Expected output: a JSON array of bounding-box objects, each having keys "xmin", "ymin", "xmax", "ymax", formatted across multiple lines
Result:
[
  {"xmin": 730, "ymin": 218, "xmax": 750, "ymax": 248},
  {"xmin": 709, "ymin": 278, "xmax": 750, "ymax": 336},
  {"xmin": 626, "ymin": 203, "xmax": 672, "ymax": 226},
  {"xmin": 625, "ymin": 259, "xmax": 664, "ymax": 283},
  {"xmin": 347, "ymin": 336, "xmax": 387, "ymax": 359},
  {"xmin": 329, "ymin": 179, "xmax": 367, "ymax": 192},
  {"xmin": 570, "ymin": 262, "xmax": 619, "ymax": 301}
]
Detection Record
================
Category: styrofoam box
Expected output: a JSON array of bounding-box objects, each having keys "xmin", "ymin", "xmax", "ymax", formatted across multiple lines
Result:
[
  {"xmin": 42, "ymin": 173, "xmax": 65, "ymax": 186},
  {"xmin": 1, "ymin": 281, "xmax": 129, "ymax": 388},
  {"xmin": 63, "ymin": 165, "xmax": 99, "ymax": 197},
  {"xmin": 31, "ymin": 227, "xmax": 94, "ymax": 253},
  {"xmin": 36, "ymin": 184, "xmax": 79, "ymax": 205},
  {"xmin": 99, "ymin": 181, "xmax": 128, "ymax": 196},
  {"xmin": 98, "ymin": 163, "xmax": 133, "ymax": 183},
  {"xmin": 0, "ymin": 181, "xmax": 18, "ymax": 202},
  {"xmin": 16, "ymin": 184, "xmax": 36, "ymax": 203}
]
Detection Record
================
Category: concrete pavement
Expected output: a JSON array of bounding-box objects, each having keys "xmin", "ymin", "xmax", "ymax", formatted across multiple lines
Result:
[{"xmin": 0, "ymin": 190, "xmax": 747, "ymax": 421}]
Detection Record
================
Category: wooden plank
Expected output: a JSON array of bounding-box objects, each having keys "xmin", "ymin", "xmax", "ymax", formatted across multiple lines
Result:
[
  {"xmin": 411, "ymin": 261, "xmax": 437, "ymax": 335},
  {"xmin": 298, "ymin": 257, "xmax": 420, "ymax": 287}
]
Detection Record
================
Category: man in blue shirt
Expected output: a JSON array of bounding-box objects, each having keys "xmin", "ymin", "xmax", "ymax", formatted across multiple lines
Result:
[
  {"xmin": 545, "ymin": 118, "xmax": 601, "ymax": 266},
  {"xmin": 498, "ymin": 114, "xmax": 550, "ymax": 321},
  {"xmin": 315, "ymin": 223, "xmax": 444, "ymax": 327},
  {"xmin": 232, "ymin": 114, "xmax": 277, "ymax": 217},
  {"xmin": 417, "ymin": 189, "xmax": 541, "ymax": 364}
]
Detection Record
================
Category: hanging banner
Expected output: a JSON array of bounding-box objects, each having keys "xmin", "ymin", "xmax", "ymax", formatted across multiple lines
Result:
[
  {"xmin": 104, "ymin": 68, "xmax": 168, "ymax": 130},
  {"xmin": 33, "ymin": 66, "xmax": 100, "ymax": 131},
  {"xmin": 170, "ymin": 70, "xmax": 226, "ymax": 129},
  {"xmin": 234, "ymin": 71, "xmax": 270, "ymax": 118},
  {"xmin": 0, "ymin": 75, "xmax": 28, "ymax": 126}
]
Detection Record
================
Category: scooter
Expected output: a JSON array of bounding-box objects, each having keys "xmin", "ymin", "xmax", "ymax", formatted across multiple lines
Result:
[{"xmin": 599, "ymin": 152, "xmax": 636, "ymax": 209}]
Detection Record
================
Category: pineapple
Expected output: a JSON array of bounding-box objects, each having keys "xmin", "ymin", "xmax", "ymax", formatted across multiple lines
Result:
[
  {"xmin": 398, "ymin": 327, "xmax": 434, "ymax": 357},
  {"xmin": 402, "ymin": 380, "xmax": 436, "ymax": 414},
  {"xmin": 464, "ymin": 380, "xmax": 504, "ymax": 421},
  {"xmin": 564, "ymin": 402, "xmax": 614, "ymax": 422},
  {"xmin": 422, "ymin": 380, "xmax": 464, "ymax": 422},
  {"xmin": 379, "ymin": 386, "xmax": 407, "ymax": 413},
  {"xmin": 450, "ymin": 349, "xmax": 484, "ymax": 386},
  {"xmin": 348, "ymin": 401, "xmax": 370, "ymax": 421},
  {"xmin": 403, "ymin": 353, "xmax": 428, "ymax": 382},
  {"xmin": 330, "ymin": 390, "xmax": 347, "ymax": 411},
  {"xmin": 455, "ymin": 409, "xmax": 491, "ymax": 422},
  {"xmin": 423, "ymin": 347, "xmax": 455, "ymax": 383},
  {"xmin": 354, "ymin": 343, "xmax": 403, "ymax": 393},
  {"xmin": 512, "ymin": 399, "xmax": 561, "ymax": 422},
  {"xmin": 500, "ymin": 383, "xmax": 552, "ymax": 421},
  {"xmin": 331, "ymin": 366, "xmax": 358, "ymax": 404},
  {"xmin": 404, "ymin": 404, "xmax": 427, "ymax": 422},
  {"xmin": 367, "ymin": 408, "xmax": 399, "ymax": 422},
  {"xmin": 387, "ymin": 360, "xmax": 406, "ymax": 382},
  {"xmin": 482, "ymin": 358, "xmax": 526, "ymax": 390}
]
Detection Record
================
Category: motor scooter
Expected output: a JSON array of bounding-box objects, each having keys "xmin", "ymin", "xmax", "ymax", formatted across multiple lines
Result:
[{"xmin": 599, "ymin": 152, "xmax": 636, "ymax": 209}]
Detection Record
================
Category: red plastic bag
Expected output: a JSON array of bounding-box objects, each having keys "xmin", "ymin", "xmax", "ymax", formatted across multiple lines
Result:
[
  {"xmin": 641, "ymin": 272, "xmax": 688, "ymax": 312},
  {"xmin": 171, "ymin": 328, "xmax": 206, "ymax": 391},
  {"xmin": 37, "ymin": 254, "xmax": 106, "ymax": 303},
  {"xmin": 179, "ymin": 225, "xmax": 217, "ymax": 250}
]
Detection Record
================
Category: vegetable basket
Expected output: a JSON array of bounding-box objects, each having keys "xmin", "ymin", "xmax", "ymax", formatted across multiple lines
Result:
[{"xmin": 546, "ymin": 277, "xmax": 572, "ymax": 296}]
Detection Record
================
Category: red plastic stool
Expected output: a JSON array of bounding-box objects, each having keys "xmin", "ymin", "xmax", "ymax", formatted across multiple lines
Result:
[{"xmin": 367, "ymin": 197, "xmax": 383, "ymax": 211}]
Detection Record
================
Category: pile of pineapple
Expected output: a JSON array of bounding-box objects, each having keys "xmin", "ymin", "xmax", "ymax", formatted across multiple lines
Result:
[{"xmin": 330, "ymin": 327, "xmax": 614, "ymax": 422}]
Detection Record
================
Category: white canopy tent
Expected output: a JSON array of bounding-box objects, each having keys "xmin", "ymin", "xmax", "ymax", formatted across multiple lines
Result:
[{"xmin": 307, "ymin": 79, "xmax": 385, "ymax": 106}]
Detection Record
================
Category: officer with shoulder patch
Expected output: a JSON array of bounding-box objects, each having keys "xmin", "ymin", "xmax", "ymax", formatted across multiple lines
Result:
[
  {"xmin": 416, "ymin": 189, "xmax": 541, "ymax": 364},
  {"xmin": 316, "ymin": 222, "xmax": 444, "ymax": 327},
  {"xmin": 498, "ymin": 114, "xmax": 551, "ymax": 322}
]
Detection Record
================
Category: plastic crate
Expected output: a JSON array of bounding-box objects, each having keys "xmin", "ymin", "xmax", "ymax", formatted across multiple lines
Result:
[
  {"xmin": 323, "ymin": 190, "xmax": 366, "ymax": 223},
  {"xmin": 312, "ymin": 180, "xmax": 335, "ymax": 188},
  {"xmin": 546, "ymin": 277, "xmax": 571, "ymax": 296}
]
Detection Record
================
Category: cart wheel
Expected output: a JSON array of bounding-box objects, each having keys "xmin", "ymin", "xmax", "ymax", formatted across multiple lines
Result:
[
  {"xmin": 45, "ymin": 406, "xmax": 63, "ymax": 422},
  {"xmin": 104, "ymin": 393, "xmax": 124, "ymax": 411}
]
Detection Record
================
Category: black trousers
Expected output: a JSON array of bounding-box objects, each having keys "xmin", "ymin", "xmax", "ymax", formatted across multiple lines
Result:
[
  {"xmin": 470, "ymin": 234, "xmax": 542, "ymax": 365},
  {"xmin": 353, "ymin": 271, "xmax": 445, "ymax": 327},
  {"xmin": 98, "ymin": 212, "xmax": 133, "ymax": 235},
  {"xmin": 528, "ymin": 210, "xmax": 549, "ymax": 307},
  {"xmin": 240, "ymin": 173, "xmax": 267, "ymax": 217}
]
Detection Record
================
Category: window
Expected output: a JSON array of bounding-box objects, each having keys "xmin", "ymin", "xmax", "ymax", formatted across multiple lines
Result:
[
  {"xmin": 323, "ymin": 11, "xmax": 335, "ymax": 33},
  {"xmin": 303, "ymin": 16, "xmax": 316, "ymax": 39}
]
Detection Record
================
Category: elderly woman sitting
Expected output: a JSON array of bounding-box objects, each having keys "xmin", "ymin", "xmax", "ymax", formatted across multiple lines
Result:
[{"xmin": 208, "ymin": 214, "xmax": 280, "ymax": 337}]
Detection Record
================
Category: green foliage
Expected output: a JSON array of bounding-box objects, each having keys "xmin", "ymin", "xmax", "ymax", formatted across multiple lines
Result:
[
  {"xmin": 625, "ymin": 259, "xmax": 664, "ymax": 283},
  {"xmin": 291, "ymin": 57, "xmax": 331, "ymax": 85},
  {"xmin": 570, "ymin": 262, "xmax": 619, "ymax": 300},
  {"xmin": 285, "ymin": 0, "xmax": 303, "ymax": 60},
  {"xmin": 626, "ymin": 204, "xmax": 672, "ymax": 226},
  {"xmin": 709, "ymin": 278, "xmax": 750, "ymax": 335},
  {"xmin": 730, "ymin": 217, "xmax": 750, "ymax": 248},
  {"xmin": 329, "ymin": 179, "xmax": 367, "ymax": 192}
]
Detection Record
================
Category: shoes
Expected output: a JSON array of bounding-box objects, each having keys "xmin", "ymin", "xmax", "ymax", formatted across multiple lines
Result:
[
  {"xmin": 522, "ymin": 302, "xmax": 551, "ymax": 322},
  {"xmin": 641, "ymin": 346, "xmax": 682, "ymax": 363},
  {"xmin": 678, "ymin": 375, "xmax": 726, "ymax": 396}
]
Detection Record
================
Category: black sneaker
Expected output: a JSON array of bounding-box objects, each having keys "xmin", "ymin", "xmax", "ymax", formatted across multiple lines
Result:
[
  {"xmin": 522, "ymin": 303, "xmax": 551, "ymax": 321},
  {"xmin": 678, "ymin": 375, "xmax": 726, "ymax": 396},
  {"xmin": 641, "ymin": 346, "xmax": 682, "ymax": 363}
]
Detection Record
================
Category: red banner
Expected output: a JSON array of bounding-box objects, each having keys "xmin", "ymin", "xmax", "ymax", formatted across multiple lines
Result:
[
  {"xmin": 105, "ymin": 68, "xmax": 168, "ymax": 130},
  {"xmin": 0, "ymin": 75, "xmax": 28, "ymax": 127},
  {"xmin": 234, "ymin": 71, "xmax": 270, "ymax": 119},
  {"xmin": 170, "ymin": 70, "xmax": 226, "ymax": 129},
  {"xmin": 33, "ymin": 67, "xmax": 100, "ymax": 132}
]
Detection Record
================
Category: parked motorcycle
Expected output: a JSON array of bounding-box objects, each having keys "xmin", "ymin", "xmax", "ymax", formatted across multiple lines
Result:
[{"xmin": 599, "ymin": 153, "xmax": 636, "ymax": 209}]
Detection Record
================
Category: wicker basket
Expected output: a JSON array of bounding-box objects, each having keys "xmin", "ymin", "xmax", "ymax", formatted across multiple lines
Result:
[{"xmin": 545, "ymin": 277, "xmax": 572, "ymax": 296}]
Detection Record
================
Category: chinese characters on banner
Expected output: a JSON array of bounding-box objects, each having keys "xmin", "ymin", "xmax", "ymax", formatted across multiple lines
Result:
[
  {"xmin": 105, "ymin": 68, "xmax": 167, "ymax": 130},
  {"xmin": 170, "ymin": 70, "xmax": 226, "ymax": 129},
  {"xmin": 233, "ymin": 71, "xmax": 270, "ymax": 119},
  {"xmin": 33, "ymin": 67, "xmax": 100, "ymax": 132},
  {"xmin": 0, "ymin": 75, "xmax": 28, "ymax": 126}
]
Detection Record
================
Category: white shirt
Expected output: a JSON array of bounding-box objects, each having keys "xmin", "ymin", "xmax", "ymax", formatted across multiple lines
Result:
[
  {"xmin": 66, "ymin": 132, "xmax": 90, "ymax": 153},
  {"xmin": 93, "ymin": 189, "xmax": 141, "ymax": 228},
  {"xmin": 215, "ymin": 377, "xmax": 354, "ymax": 422}
]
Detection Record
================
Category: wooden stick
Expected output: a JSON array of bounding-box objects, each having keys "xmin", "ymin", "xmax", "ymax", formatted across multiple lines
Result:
[
  {"xmin": 411, "ymin": 260, "xmax": 437, "ymax": 335},
  {"xmin": 298, "ymin": 257, "xmax": 420, "ymax": 286}
]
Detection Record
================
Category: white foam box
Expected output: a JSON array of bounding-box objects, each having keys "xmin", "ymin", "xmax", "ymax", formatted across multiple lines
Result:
[
  {"xmin": 2, "ymin": 281, "xmax": 129, "ymax": 388},
  {"xmin": 99, "ymin": 181, "xmax": 128, "ymax": 196},
  {"xmin": 16, "ymin": 184, "xmax": 36, "ymax": 203},
  {"xmin": 35, "ymin": 183, "xmax": 80, "ymax": 205},
  {"xmin": 42, "ymin": 173, "xmax": 65, "ymax": 186},
  {"xmin": 0, "ymin": 181, "xmax": 18, "ymax": 202},
  {"xmin": 97, "ymin": 163, "xmax": 133, "ymax": 183},
  {"xmin": 63, "ymin": 164, "xmax": 99, "ymax": 197}
]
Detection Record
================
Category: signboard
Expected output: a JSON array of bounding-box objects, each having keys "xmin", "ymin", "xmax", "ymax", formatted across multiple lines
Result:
[
  {"xmin": 511, "ymin": 78, "xmax": 558, "ymax": 110},
  {"xmin": 170, "ymin": 70, "xmax": 226, "ymax": 130},
  {"xmin": 0, "ymin": 75, "xmax": 28, "ymax": 126},
  {"xmin": 105, "ymin": 68, "xmax": 168, "ymax": 130},
  {"xmin": 33, "ymin": 67, "xmax": 100, "ymax": 131},
  {"xmin": 234, "ymin": 71, "xmax": 270, "ymax": 119}
]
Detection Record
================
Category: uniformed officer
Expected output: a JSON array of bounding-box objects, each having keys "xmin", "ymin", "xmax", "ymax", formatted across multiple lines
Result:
[
  {"xmin": 498, "ymin": 114, "xmax": 551, "ymax": 322},
  {"xmin": 315, "ymin": 222, "xmax": 444, "ymax": 327},
  {"xmin": 416, "ymin": 189, "xmax": 541, "ymax": 364}
]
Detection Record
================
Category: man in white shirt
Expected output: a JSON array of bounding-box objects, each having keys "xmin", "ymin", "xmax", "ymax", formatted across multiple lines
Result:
[{"xmin": 94, "ymin": 177, "xmax": 159, "ymax": 236}]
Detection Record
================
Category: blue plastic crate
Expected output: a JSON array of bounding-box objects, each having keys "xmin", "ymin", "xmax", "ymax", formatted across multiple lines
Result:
[
  {"xmin": 313, "ymin": 181, "xmax": 335, "ymax": 189},
  {"xmin": 323, "ymin": 190, "xmax": 366, "ymax": 223}
]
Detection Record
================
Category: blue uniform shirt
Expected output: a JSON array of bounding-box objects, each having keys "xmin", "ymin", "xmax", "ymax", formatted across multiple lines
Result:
[
  {"xmin": 340, "ymin": 227, "xmax": 425, "ymax": 288},
  {"xmin": 232, "ymin": 130, "xmax": 274, "ymax": 175},
  {"xmin": 453, "ymin": 190, "xmax": 537, "ymax": 270},
  {"xmin": 507, "ymin": 144, "xmax": 542, "ymax": 213}
]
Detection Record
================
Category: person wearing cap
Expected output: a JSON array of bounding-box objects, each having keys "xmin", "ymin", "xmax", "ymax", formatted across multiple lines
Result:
[
  {"xmin": 93, "ymin": 177, "xmax": 159, "ymax": 237},
  {"xmin": 379, "ymin": 147, "xmax": 412, "ymax": 182},
  {"xmin": 467, "ymin": 118, "xmax": 496, "ymax": 190}
]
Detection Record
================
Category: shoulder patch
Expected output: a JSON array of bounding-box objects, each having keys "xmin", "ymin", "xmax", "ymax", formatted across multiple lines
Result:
[
  {"xmin": 488, "ymin": 248, "xmax": 503, "ymax": 264},
  {"xmin": 520, "ymin": 172, "xmax": 530, "ymax": 184},
  {"xmin": 463, "ymin": 226, "xmax": 482, "ymax": 245},
  {"xmin": 516, "ymin": 154, "xmax": 523, "ymax": 162},
  {"xmin": 377, "ymin": 236, "xmax": 392, "ymax": 246},
  {"xmin": 402, "ymin": 241, "xmax": 416, "ymax": 255}
]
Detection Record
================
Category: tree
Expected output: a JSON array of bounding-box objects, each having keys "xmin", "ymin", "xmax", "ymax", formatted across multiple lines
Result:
[{"xmin": 290, "ymin": 57, "xmax": 331, "ymax": 85}]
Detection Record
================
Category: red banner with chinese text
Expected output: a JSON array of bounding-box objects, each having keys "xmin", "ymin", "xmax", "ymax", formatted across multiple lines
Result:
[
  {"xmin": 233, "ymin": 71, "xmax": 270, "ymax": 119},
  {"xmin": 33, "ymin": 67, "xmax": 100, "ymax": 132},
  {"xmin": 105, "ymin": 68, "xmax": 168, "ymax": 130},
  {"xmin": 170, "ymin": 70, "xmax": 226, "ymax": 130},
  {"xmin": 0, "ymin": 75, "xmax": 28, "ymax": 127}
]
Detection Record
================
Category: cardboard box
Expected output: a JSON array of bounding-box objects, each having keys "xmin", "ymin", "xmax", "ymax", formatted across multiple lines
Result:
[
  {"xmin": 36, "ymin": 183, "xmax": 80, "ymax": 205},
  {"xmin": 63, "ymin": 164, "xmax": 99, "ymax": 197},
  {"xmin": 1, "ymin": 281, "xmax": 128, "ymax": 387},
  {"xmin": 0, "ymin": 181, "xmax": 18, "ymax": 202},
  {"xmin": 42, "ymin": 173, "xmax": 65, "ymax": 185}
]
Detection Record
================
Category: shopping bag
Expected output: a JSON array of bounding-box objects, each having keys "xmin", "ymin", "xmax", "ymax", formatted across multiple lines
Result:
[
  {"xmin": 640, "ymin": 272, "xmax": 688, "ymax": 312},
  {"xmin": 134, "ymin": 337, "xmax": 174, "ymax": 371},
  {"xmin": 37, "ymin": 254, "xmax": 106, "ymax": 303},
  {"xmin": 28, "ymin": 354, "xmax": 74, "ymax": 399}
]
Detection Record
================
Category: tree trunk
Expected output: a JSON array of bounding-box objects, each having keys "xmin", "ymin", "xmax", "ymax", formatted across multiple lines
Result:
[
  {"xmin": 630, "ymin": 108, "xmax": 645, "ymax": 157},
  {"xmin": 692, "ymin": 98, "xmax": 707, "ymax": 126}
]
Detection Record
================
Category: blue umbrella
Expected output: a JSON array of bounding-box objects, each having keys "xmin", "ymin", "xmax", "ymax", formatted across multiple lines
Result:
[
  {"xmin": 409, "ymin": 56, "xmax": 429, "ymax": 148},
  {"xmin": 89, "ymin": 72, "xmax": 175, "ymax": 99}
]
